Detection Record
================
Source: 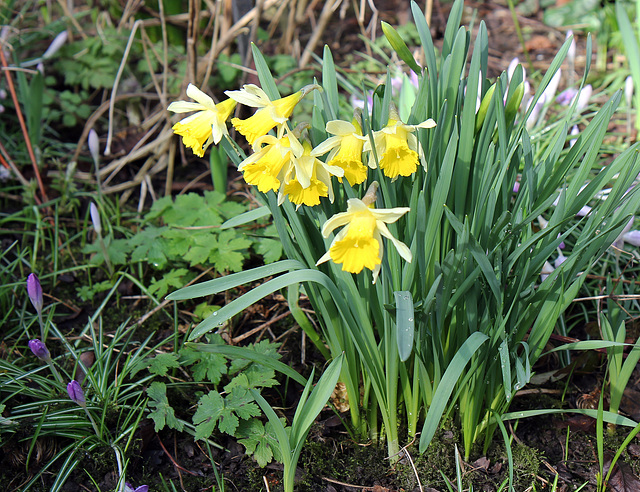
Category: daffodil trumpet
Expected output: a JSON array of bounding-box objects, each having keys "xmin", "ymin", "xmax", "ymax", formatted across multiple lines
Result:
[
  {"xmin": 311, "ymin": 112, "xmax": 369, "ymax": 186},
  {"xmin": 226, "ymin": 84, "xmax": 320, "ymax": 145},
  {"xmin": 365, "ymin": 106, "xmax": 436, "ymax": 179}
]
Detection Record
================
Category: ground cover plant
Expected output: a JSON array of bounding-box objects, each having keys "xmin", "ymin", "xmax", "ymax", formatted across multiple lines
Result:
[{"xmin": 2, "ymin": 0, "xmax": 640, "ymax": 491}]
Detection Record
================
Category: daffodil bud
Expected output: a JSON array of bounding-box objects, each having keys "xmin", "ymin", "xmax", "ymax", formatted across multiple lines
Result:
[
  {"xmin": 67, "ymin": 380, "xmax": 86, "ymax": 407},
  {"xmin": 28, "ymin": 339, "xmax": 50, "ymax": 361},
  {"xmin": 505, "ymin": 81, "xmax": 525, "ymax": 125},
  {"xmin": 475, "ymin": 83, "xmax": 496, "ymax": 132},
  {"xmin": 381, "ymin": 21, "xmax": 422, "ymax": 74},
  {"xmin": 27, "ymin": 273, "xmax": 43, "ymax": 314}
]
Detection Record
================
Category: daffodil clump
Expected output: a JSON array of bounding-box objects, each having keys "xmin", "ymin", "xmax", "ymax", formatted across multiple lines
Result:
[
  {"xmin": 169, "ymin": 81, "xmax": 435, "ymax": 283},
  {"xmin": 168, "ymin": 0, "xmax": 640, "ymax": 467}
]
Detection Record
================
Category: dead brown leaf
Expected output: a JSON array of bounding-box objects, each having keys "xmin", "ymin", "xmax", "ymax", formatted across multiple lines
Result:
[{"xmin": 604, "ymin": 455, "xmax": 640, "ymax": 491}]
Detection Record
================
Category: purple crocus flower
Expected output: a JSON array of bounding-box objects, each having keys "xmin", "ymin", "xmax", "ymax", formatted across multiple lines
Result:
[
  {"xmin": 28, "ymin": 339, "xmax": 50, "ymax": 361},
  {"xmin": 27, "ymin": 273, "xmax": 43, "ymax": 314},
  {"xmin": 67, "ymin": 380, "xmax": 86, "ymax": 407},
  {"xmin": 556, "ymin": 87, "xmax": 578, "ymax": 106},
  {"xmin": 622, "ymin": 230, "xmax": 640, "ymax": 247},
  {"xmin": 125, "ymin": 483, "xmax": 149, "ymax": 492}
]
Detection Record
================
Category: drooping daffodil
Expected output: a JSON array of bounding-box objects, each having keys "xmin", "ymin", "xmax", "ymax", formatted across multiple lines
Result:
[
  {"xmin": 168, "ymin": 84, "xmax": 236, "ymax": 157},
  {"xmin": 281, "ymin": 140, "xmax": 344, "ymax": 207},
  {"xmin": 365, "ymin": 107, "xmax": 436, "ymax": 178},
  {"xmin": 311, "ymin": 115, "xmax": 368, "ymax": 186},
  {"xmin": 226, "ymin": 84, "xmax": 319, "ymax": 145},
  {"xmin": 238, "ymin": 129, "xmax": 302, "ymax": 193},
  {"xmin": 317, "ymin": 182, "xmax": 412, "ymax": 283}
]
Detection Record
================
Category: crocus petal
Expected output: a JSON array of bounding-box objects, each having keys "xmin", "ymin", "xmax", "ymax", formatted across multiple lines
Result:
[
  {"xmin": 27, "ymin": 273, "xmax": 43, "ymax": 314},
  {"xmin": 623, "ymin": 230, "xmax": 640, "ymax": 247},
  {"xmin": 29, "ymin": 339, "xmax": 50, "ymax": 360},
  {"xmin": 67, "ymin": 380, "xmax": 86, "ymax": 406}
]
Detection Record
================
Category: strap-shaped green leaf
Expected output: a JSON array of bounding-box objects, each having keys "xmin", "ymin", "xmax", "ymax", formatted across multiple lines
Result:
[
  {"xmin": 220, "ymin": 206, "xmax": 271, "ymax": 230},
  {"xmin": 394, "ymin": 291, "xmax": 415, "ymax": 362},
  {"xmin": 167, "ymin": 260, "xmax": 304, "ymax": 301},
  {"xmin": 419, "ymin": 332, "xmax": 489, "ymax": 452}
]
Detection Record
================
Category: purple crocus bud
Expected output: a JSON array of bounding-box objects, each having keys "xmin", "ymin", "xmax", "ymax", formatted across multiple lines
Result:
[
  {"xmin": 67, "ymin": 380, "xmax": 86, "ymax": 407},
  {"xmin": 134, "ymin": 486, "xmax": 149, "ymax": 492},
  {"xmin": 542, "ymin": 69, "xmax": 562, "ymax": 106},
  {"xmin": 575, "ymin": 84, "xmax": 592, "ymax": 112},
  {"xmin": 28, "ymin": 339, "xmax": 50, "ymax": 361},
  {"xmin": 526, "ymin": 94, "xmax": 546, "ymax": 130},
  {"xmin": 566, "ymin": 30, "xmax": 576, "ymax": 65},
  {"xmin": 625, "ymin": 76, "xmax": 634, "ymax": 108},
  {"xmin": 554, "ymin": 252, "xmax": 567, "ymax": 269},
  {"xmin": 556, "ymin": 87, "xmax": 578, "ymax": 106},
  {"xmin": 623, "ymin": 230, "xmax": 640, "ymax": 247},
  {"xmin": 27, "ymin": 273, "xmax": 43, "ymax": 314},
  {"xmin": 541, "ymin": 260, "xmax": 554, "ymax": 282},
  {"xmin": 88, "ymin": 129, "xmax": 100, "ymax": 164},
  {"xmin": 42, "ymin": 31, "xmax": 68, "ymax": 60},
  {"xmin": 409, "ymin": 70, "xmax": 419, "ymax": 88},
  {"xmin": 90, "ymin": 202, "xmax": 102, "ymax": 235},
  {"xmin": 507, "ymin": 57, "xmax": 521, "ymax": 82},
  {"xmin": 569, "ymin": 125, "xmax": 580, "ymax": 147}
]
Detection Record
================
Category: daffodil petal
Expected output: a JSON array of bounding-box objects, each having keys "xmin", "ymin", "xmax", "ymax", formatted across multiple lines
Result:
[
  {"xmin": 168, "ymin": 101, "xmax": 206, "ymax": 113},
  {"xmin": 225, "ymin": 84, "xmax": 270, "ymax": 107},
  {"xmin": 377, "ymin": 223, "xmax": 412, "ymax": 262},
  {"xmin": 186, "ymin": 84, "xmax": 215, "ymax": 108},
  {"xmin": 370, "ymin": 207, "xmax": 411, "ymax": 223},
  {"xmin": 415, "ymin": 118, "xmax": 437, "ymax": 129},
  {"xmin": 311, "ymin": 135, "xmax": 341, "ymax": 156},
  {"xmin": 326, "ymin": 120, "xmax": 357, "ymax": 135}
]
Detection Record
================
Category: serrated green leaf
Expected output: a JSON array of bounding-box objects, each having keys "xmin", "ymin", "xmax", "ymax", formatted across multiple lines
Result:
[
  {"xmin": 193, "ymin": 391, "xmax": 224, "ymax": 440},
  {"xmin": 211, "ymin": 230, "xmax": 252, "ymax": 272},
  {"xmin": 148, "ymin": 352, "xmax": 180, "ymax": 376},
  {"xmin": 180, "ymin": 345, "xmax": 228, "ymax": 384},
  {"xmin": 149, "ymin": 268, "xmax": 190, "ymax": 298},
  {"xmin": 229, "ymin": 339, "xmax": 282, "ymax": 374},
  {"xmin": 147, "ymin": 382, "xmax": 184, "ymax": 432},
  {"xmin": 226, "ymin": 386, "xmax": 261, "ymax": 420},
  {"xmin": 236, "ymin": 417, "xmax": 285, "ymax": 467}
]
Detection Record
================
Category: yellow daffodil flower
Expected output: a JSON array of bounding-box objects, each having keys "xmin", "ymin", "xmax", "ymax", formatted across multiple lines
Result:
[
  {"xmin": 238, "ymin": 131, "xmax": 303, "ymax": 193},
  {"xmin": 311, "ymin": 118, "xmax": 368, "ymax": 186},
  {"xmin": 281, "ymin": 141, "xmax": 344, "ymax": 208},
  {"xmin": 168, "ymin": 84, "xmax": 236, "ymax": 157},
  {"xmin": 317, "ymin": 182, "xmax": 412, "ymax": 283},
  {"xmin": 365, "ymin": 108, "xmax": 436, "ymax": 178},
  {"xmin": 226, "ymin": 84, "xmax": 319, "ymax": 145}
]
